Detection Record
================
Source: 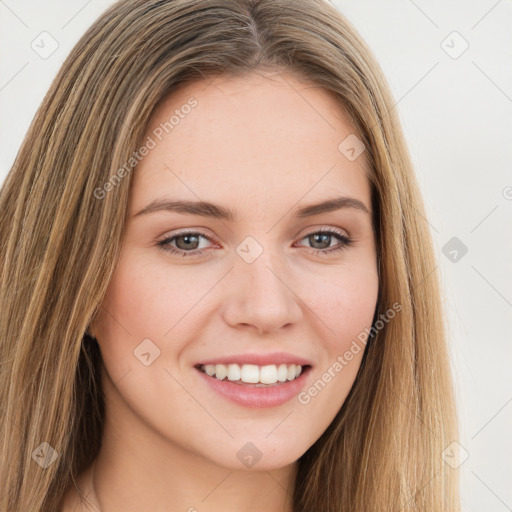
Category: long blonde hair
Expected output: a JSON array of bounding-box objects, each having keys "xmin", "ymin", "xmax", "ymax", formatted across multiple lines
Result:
[{"xmin": 0, "ymin": 0, "xmax": 460, "ymax": 510}]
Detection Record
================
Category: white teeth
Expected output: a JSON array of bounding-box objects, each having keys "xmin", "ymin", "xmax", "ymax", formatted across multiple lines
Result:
[
  {"xmin": 260, "ymin": 365, "xmax": 278, "ymax": 384},
  {"xmin": 227, "ymin": 364, "xmax": 241, "ymax": 381},
  {"xmin": 200, "ymin": 363, "xmax": 306, "ymax": 384},
  {"xmin": 241, "ymin": 364, "xmax": 260, "ymax": 383},
  {"xmin": 277, "ymin": 364, "xmax": 288, "ymax": 382},
  {"xmin": 215, "ymin": 364, "xmax": 227, "ymax": 380}
]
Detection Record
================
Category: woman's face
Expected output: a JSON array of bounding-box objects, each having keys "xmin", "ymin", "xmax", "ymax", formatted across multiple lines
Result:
[{"xmin": 91, "ymin": 70, "xmax": 379, "ymax": 471}]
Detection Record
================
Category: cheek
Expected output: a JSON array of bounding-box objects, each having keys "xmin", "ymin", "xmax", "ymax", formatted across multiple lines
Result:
[
  {"xmin": 91, "ymin": 253, "xmax": 169, "ymax": 376},
  {"xmin": 303, "ymin": 262, "xmax": 379, "ymax": 345},
  {"xmin": 98, "ymin": 253, "xmax": 199, "ymax": 338},
  {"xmin": 93, "ymin": 251, "xmax": 222, "ymax": 383},
  {"xmin": 294, "ymin": 263, "xmax": 378, "ymax": 424}
]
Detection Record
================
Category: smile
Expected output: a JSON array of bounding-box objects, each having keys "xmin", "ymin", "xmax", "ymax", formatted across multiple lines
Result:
[
  {"xmin": 196, "ymin": 363, "xmax": 307, "ymax": 386},
  {"xmin": 194, "ymin": 363, "xmax": 312, "ymax": 408}
]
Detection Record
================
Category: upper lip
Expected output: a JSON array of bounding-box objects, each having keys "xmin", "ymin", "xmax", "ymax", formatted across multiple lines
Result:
[{"xmin": 195, "ymin": 352, "xmax": 313, "ymax": 367}]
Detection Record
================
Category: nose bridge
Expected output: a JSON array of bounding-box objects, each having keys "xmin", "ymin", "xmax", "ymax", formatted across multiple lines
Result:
[{"xmin": 222, "ymin": 239, "xmax": 302, "ymax": 333}]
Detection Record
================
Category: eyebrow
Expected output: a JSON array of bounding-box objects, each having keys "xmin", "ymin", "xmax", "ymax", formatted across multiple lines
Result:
[{"xmin": 133, "ymin": 196, "xmax": 370, "ymax": 220}]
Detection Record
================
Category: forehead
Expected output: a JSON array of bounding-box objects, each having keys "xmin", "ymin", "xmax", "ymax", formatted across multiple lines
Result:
[{"xmin": 130, "ymin": 70, "xmax": 371, "ymax": 217}]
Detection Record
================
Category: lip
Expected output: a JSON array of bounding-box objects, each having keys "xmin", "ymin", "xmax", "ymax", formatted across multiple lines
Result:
[
  {"xmin": 195, "ymin": 352, "xmax": 313, "ymax": 367},
  {"xmin": 195, "ymin": 365, "xmax": 312, "ymax": 408}
]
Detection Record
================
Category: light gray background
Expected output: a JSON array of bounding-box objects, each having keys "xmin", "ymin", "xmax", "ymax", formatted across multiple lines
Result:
[{"xmin": 1, "ymin": 1, "xmax": 511, "ymax": 510}]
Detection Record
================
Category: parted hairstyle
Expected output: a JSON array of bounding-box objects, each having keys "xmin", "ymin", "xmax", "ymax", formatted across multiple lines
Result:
[{"xmin": 0, "ymin": 0, "xmax": 460, "ymax": 510}]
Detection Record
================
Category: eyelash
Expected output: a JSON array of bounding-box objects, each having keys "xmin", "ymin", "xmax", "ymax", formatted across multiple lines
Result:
[{"xmin": 156, "ymin": 227, "xmax": 353, "ymax": 258}]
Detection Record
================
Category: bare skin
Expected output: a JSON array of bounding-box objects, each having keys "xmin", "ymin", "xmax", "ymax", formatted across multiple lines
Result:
[{"xmin": 60, "ymin": 69, "xmax": 378, "ymax": 511}]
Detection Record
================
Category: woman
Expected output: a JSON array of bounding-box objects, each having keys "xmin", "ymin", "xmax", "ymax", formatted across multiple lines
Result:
[{"xmin": 0, "ymin": 0, "xmax": 460, "ymax": 510}]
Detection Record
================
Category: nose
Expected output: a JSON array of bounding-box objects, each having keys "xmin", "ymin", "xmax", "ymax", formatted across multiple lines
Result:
[{"xmin": 221, "ymin": 245, "xmax": 303, "ymax": 335}]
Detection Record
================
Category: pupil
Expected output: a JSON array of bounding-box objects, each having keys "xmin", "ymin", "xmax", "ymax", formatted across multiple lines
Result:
[
  {"xmin": 177, "ymin": 235, "xmax": 199, "ymax": 250},
  {"xmin": 311, "ymin": 233, "xmax": 330, "ymax": 249}
]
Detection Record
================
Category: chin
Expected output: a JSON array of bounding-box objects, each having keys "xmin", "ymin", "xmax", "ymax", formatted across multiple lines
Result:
[{"xmin": 201, "ymin": 440, "xmax": 305, "ymax": 472}]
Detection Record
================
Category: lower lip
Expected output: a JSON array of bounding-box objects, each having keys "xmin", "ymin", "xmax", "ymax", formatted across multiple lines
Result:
[{"xmin": 194, "ymin": 366, "xmax": 312, "ymax": 408}]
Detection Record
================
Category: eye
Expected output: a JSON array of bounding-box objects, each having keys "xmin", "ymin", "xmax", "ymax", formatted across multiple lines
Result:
[
  {"xmin": 156, "ymin": 230, "xmax": 215, "ymax": 257},
  {"xmin": 156, "ymin": 227, "xmax": 353, "ymax": 258},
  {"xmin": 295, "ymin": 227, "xmax": 353, "ymax": 256}
]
